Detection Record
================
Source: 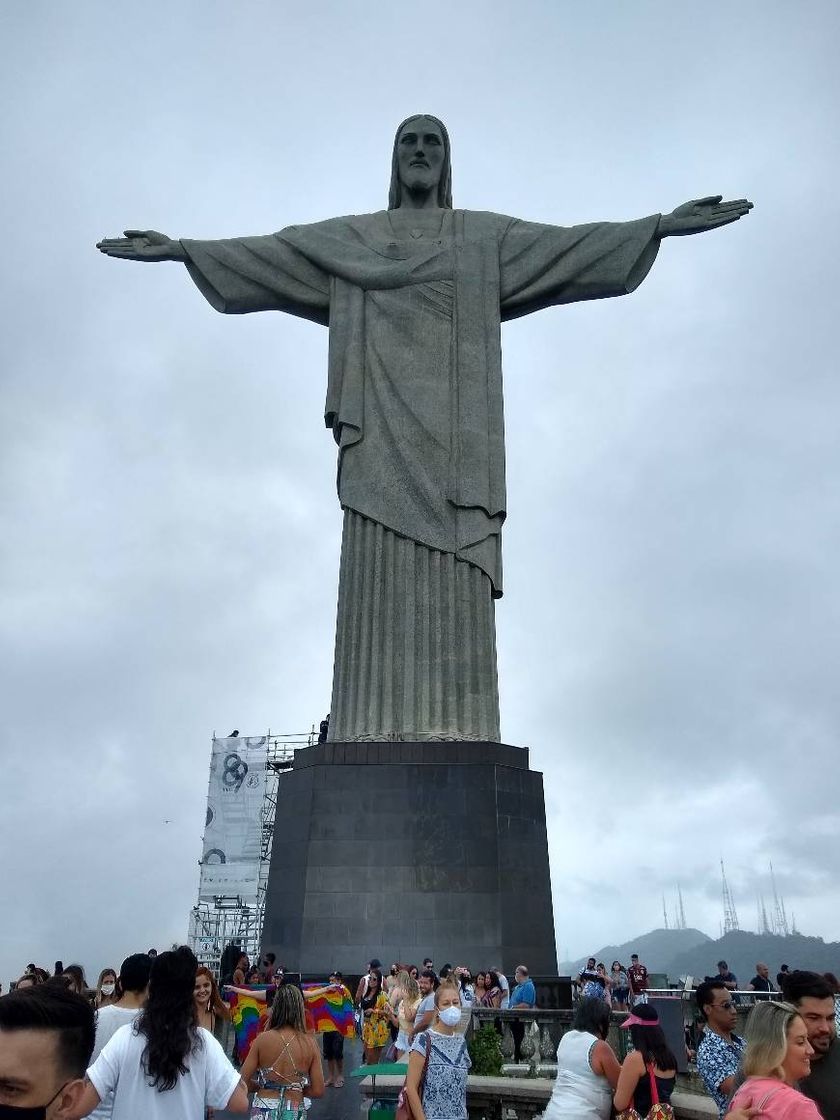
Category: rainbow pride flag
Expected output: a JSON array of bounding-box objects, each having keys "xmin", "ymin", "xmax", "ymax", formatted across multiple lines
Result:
[
  {"xmin": 301, "ymin": 982, "xmax": 355, "ymax": 1037},
  {"xmin": 224, "ymin": 985, "xmax": 270, "ymax": 1060}
]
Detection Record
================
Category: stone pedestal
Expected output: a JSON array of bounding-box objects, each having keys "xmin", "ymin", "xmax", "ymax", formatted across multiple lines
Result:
[{"xmin": 261, "ymin": 741, "xmax": 556, "ymax": 973}]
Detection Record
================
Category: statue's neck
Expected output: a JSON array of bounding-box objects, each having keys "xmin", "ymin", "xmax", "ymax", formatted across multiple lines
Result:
[
  {"xmin": 388, "ymin": 208, "xmax": 446, "ymax": 237},
  {"xmin": 399, "ymin": 187, "xmax": 440, "ymax": 211}
]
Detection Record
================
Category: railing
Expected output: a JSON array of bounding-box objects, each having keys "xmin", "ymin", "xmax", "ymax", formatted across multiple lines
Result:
[{"xmin": 469, "ymin": 994, "xmax": 759, "ymax": 1077}]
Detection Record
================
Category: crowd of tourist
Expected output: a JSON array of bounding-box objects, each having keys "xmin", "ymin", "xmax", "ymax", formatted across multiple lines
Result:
[
  {"xmin": 2, "ymin": 948, "xmax": 838, "ymax": 1120},
  {"xmin": 544, "ymin": 968, "xmax": 840, "ymax": 1120},
  {"xmin": 0, "ymin": 947, "xmax": 479, "ymax": 1120},
  {"xmin": 575, "ymin": 953, "xmax": 650, "ymax": 1010},
  {"xmin": 694, "ymin": 970, "xmax": 840, "ymax": 1120}
]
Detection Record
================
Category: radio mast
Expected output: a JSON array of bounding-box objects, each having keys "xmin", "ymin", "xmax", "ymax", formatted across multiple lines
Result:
[
  {"xmin": 721, "ymin": 859, "xmax": 740, "ymax": 933},
  {"xmin": 770, "ymin": 862, "xmax": 790, "ymax": 937}
]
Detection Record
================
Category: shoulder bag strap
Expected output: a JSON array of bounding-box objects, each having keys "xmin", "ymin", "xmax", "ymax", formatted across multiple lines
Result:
[
  {"xmin": 755, "ymin": 1088, "xmax": 778, "ymax": 1109},
  {"xmin": 419, "ymin": 1032, "xmax": 432, "ymax": 1089},
  {"xmin": 647, "ymin": 1063, "xmax": 660, "ymax": 1106}
]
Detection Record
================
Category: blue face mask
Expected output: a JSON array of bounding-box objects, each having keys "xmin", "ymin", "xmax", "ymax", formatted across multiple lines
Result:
[{"xmin": 0, "ymin": 1081, "xmax": 68, "ymax": 1120}]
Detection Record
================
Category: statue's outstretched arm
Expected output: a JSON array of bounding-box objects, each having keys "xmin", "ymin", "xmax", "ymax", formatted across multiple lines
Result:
[
  {"xmin": 658, "ymin": 196, "xmax": 753, "ymax": 237},
  {"xmin": 96, "ymin": 229, "xmax": 187, "ymax": 262}
]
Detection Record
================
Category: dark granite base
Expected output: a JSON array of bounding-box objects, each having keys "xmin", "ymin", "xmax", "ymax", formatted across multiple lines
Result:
[{"xmin": 261, "ymin": 741, "xmax": 557, "ymax": 974}]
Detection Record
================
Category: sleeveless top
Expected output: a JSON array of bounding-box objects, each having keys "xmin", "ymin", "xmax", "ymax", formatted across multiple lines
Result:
[
  {"xmin": 544, "ymin": 1030, "xmax": 612, "ymax": 1120},
  {"xmin": 254, "ymin": 1031, "xmax": 311, "ymax": 1097}
]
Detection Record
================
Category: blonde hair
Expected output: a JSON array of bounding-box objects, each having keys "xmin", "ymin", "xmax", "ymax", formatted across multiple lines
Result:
[
  {"xmin": 398, "ymin": 971, "xmax": 419, "ymax": 1002},
  {"xmin": 95, "ymin": 967, "xmax": 118, "ymax": 1006},
  {"xmin": 742, "ymin": 1000, "xmax": 802, "ymax": 1079},
  {"xmin": 434, "ymin": 981, "xmax": 461, "ymax": 1008},
  {"xmin": 268, "ymin": 983, "xmax": 308, "ymax": 1033}
]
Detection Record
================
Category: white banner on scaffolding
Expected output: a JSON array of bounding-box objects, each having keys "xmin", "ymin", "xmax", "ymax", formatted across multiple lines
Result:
[{"xmin": 199, "ymin": 735, "xmax": 269, "ymax": 904}]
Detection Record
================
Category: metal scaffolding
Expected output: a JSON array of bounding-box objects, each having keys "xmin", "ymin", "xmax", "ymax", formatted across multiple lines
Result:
[{"xmin": 187, "ymin": 729, "xmax": 310, "ymax": 976}]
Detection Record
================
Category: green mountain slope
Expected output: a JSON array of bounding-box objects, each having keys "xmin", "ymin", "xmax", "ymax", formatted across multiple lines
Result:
[
  {"xmin": 559, "ymin": 927, "xmax": 711, "ymax": 974},
  {"xmin": 665, "ymin": 930, "xmax": 840, "ymax": 985}
]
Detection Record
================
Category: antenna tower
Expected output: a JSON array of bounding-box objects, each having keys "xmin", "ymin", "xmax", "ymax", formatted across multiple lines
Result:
[
  {"xmin": 677, "ymin": 885, "xmax": 687, "ymax": 930},
  {"xmin": 721, "ymin": 859, "xmax": 740, "ymax": 933},
  {"xmin": 758, "ymin": 894, "xmax": 772, "ymax": 935},
  {"xmin": 663, "ymin": 895, "xmax": 669, "ymax": 929},
  {"xmin": 770, "ymin": 862, "xmax": 790, "ymax": 937}
]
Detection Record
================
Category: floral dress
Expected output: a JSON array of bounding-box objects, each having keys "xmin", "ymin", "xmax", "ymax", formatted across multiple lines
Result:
[
  {"xmin": 361, "ymin": 991, "xmax": 390, "ymax": 1049},
  {"xmin": 410, "ymin": 1030, "xmax": 471, "ymax": 1120}
]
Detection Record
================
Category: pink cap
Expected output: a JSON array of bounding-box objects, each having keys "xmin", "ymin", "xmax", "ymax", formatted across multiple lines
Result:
[{"xmin": 620, "ymin": 1011, "xmax": 660, "ymax": 1029}]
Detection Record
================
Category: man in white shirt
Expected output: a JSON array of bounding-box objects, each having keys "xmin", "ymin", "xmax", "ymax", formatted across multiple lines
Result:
[
  {"xmin": 494, "ymin": 967, "xmax": 510, "ymax": 1010},
  {"xmin": 88, "ymin": 953, "xmax": 151, "ymax": 1120}
]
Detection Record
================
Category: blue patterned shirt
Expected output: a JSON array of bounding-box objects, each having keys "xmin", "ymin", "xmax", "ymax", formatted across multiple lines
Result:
[
  {"xmin": 697, "ymin": 1029, "xmax": 746, "ymax": 1117},
  {"xmin": 411, "ymin": 1029, "xmax": 471, "ymax": 1120}
]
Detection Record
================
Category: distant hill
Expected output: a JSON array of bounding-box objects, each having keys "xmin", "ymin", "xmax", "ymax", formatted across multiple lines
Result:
[
  {"xmin": 559, "ymin": 927, "xmax": 711, "ymax": 974},
  {"xmin": 560, "ymin": 928, "xmax": 840, "ymax": 984},
  {"xmin": 665, "ymin": 930, "xmax": 840, "ymax": 986}
]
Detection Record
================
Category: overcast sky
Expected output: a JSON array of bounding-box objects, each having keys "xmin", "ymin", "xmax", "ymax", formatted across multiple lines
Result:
[{"xmin": 2, "ymin": 1, "xmax": 838, "ymax": 983}]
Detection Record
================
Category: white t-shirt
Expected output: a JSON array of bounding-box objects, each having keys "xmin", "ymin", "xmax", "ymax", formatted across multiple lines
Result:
[
  {"xmin": 88, "ymin": 1007, "xmax": 142, "ymax": 1120},
  {"xmin": 498, "ymin": 973, "xmax": 510, "ymax": 1010},
  {"xmin": 87, "ymin": 1024, "xmax": 241, "ymax": 1120}
]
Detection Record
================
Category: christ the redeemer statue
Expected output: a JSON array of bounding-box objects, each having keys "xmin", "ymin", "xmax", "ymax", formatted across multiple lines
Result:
[{"xmin": 98, "ymin": 115, "xmax": 751, "ymax": 744}]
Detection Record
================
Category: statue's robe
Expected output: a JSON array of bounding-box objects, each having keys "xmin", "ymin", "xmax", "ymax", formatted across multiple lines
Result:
[{"xmin": 182, "ymin": 209, "xmax": 660, "ymax": 741}]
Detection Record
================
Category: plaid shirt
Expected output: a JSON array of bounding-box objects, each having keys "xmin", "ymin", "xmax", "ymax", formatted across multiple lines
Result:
[{"xmin": 697, "ymin": 1029, "xmax": 746, "ymax": 1117}]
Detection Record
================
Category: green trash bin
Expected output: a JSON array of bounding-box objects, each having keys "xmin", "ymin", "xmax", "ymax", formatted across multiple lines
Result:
[
  {"xmin": 369, "ymin": 1101, "xmax": 397, "ymax": 1120},
  {"xmin": 351, "ymin": 1061, "xmax": 407, "ymax": 1120}
]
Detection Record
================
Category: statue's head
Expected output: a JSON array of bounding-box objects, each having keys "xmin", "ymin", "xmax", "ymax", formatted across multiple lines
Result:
[{"xmin": 388, "ymin": 114, "xmax": 452, "ymax": 210}]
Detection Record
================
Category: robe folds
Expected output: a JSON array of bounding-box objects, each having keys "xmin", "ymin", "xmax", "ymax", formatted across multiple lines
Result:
[{"xmin": 182, "ymin": 209, "xmax": 660, "ymax": 741}]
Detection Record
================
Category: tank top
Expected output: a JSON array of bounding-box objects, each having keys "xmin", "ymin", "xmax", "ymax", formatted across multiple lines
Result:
[
  {"xmin": 544, "ymin": 1030, "xmax": 612, "ymax": 1120},
  {"xmin": 632, "ymin": 1067, "xmax": 674, "ymax": 1117}
]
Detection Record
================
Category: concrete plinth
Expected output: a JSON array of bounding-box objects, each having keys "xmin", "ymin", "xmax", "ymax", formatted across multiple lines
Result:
[{"xmin": 261, "ymin": 741, "xmax": 556, "ymax": 973}]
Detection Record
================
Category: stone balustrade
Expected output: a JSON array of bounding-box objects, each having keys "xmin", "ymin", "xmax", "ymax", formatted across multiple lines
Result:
[{"xmin": 357, "ymin": 1000, "xmax": 754, "ymax": 1120}]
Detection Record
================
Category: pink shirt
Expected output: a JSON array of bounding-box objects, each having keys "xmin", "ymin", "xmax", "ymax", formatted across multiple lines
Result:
[{"xmin": 731, "ymin": 1077, "xmax": 822, "ymax": 1120}]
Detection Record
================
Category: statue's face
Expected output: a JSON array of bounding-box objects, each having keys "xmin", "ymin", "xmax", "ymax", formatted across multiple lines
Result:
[{"xmin": 396, "ymin": 116, "xmax": 445, "ymax": 197}]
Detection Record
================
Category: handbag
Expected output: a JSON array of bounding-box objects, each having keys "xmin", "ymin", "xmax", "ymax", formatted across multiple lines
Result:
[
  {"xmin": 395, "ymin": 1032, "xmax": 431, "ymax": 1120},
  {"xmin": 615, "ymin": 1064, "xmax": 674, "ymax": 1120}
]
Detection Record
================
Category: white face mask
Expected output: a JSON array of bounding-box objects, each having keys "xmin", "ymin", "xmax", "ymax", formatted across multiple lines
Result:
[
  {"xmin": 101, "ymin": 982, "xmax": 116, "ymax": 996},
  {"xmin": 438, "ymin": 1005, "xmax": 461, "ymax": 1027}
]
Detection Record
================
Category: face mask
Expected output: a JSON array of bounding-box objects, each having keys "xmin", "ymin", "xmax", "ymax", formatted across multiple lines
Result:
[
  {"xmin": 438, "ymin": 1005, "xmax": 461, "ymax": 1027},
  {"xmin": 100, "ymin": 983, "xmax": 116, "ymax": 996},
  {"xmin": 0, "ymin": 1081, "xmax": 68, "ymax": 1119}
]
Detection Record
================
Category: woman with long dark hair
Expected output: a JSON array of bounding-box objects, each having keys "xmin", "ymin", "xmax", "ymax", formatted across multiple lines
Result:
[
  {"xmin": 239, "ymin": 982, "xmax": 324, "ymax": 1118},
  {"xmin": 360, "ymin": 969, "xmax": 390, "ymax": 1064},
  {"xmin": 482, "ymin": 970, "xmax": 503, "ymax": 1009},
  {"xmin": 62, "ymin": 964, "xmax": 89, "ymax": 999},
  {"xmin": 71, "ymin": 945, "xmax": 247, "ymax": 1118},
  {"xmin": 613, "ymin": 1004, "xmax": 677, "ymax": 1117}
]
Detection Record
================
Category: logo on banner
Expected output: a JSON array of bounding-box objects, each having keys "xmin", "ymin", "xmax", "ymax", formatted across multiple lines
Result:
[{"xmin": 223, "ymin": 752, "xmax": 248, "ymax": 791}]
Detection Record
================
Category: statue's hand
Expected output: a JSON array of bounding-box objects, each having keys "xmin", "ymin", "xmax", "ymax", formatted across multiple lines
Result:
[
  {"xmin": 95, "ymin": 229, "xmax": 186, "ymax": 261},
  {"xmin": 659, "ymin": 196, "xmax": 753, "ymax": 237}
]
